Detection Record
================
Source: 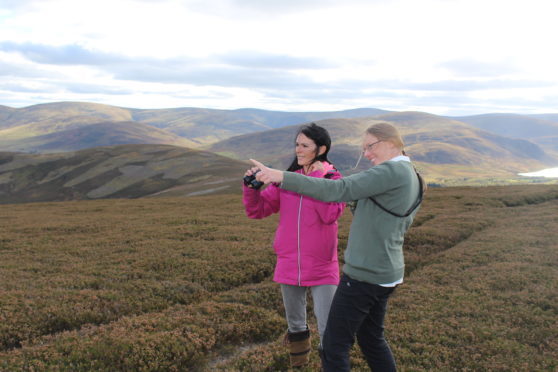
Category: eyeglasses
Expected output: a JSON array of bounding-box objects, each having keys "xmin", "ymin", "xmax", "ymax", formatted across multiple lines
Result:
[
  {"xmin": 362, "ymin": 140, "xmax": 382, "ymax": 153},
  {"xmin": 353, "ymin": 140, "xmax": 382, "ymax": 169}
]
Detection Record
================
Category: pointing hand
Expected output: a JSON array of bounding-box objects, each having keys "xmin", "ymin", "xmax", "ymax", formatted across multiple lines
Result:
[{"xmin": 249, "ymin": 159, "xmax": 284, "ymax": 184}]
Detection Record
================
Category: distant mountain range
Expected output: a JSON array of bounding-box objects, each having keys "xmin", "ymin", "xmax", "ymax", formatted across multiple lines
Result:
[
  {"xmin": 0, "ymin": 102, "xmax": 388, "ymax": 150},
  {"xmin": 451, "ymin": 113, "xmax": 558, "ymax": 152},
  {"xmin": 209, "ymin": 111, "xmax": 556, "ymax": 180},
  {"xmin": 1, "ymin": 101, "xmax": 557, "ymax": 202}
]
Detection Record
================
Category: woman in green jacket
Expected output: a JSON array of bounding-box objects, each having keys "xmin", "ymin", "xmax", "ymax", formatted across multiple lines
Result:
[{"xmin": 250, "ymin": 122, "xmax": 424, "ymax": 372}]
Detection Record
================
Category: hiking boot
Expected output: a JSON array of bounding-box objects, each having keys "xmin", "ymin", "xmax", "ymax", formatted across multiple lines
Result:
[{"xmin": 284, "ymin": 329, "xmax": 311, "ymax": 368}]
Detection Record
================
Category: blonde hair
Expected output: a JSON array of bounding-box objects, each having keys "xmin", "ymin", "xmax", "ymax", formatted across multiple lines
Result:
[{"xmin": 365, "ymin": 122, "xmax": 405, "ymax": 152}]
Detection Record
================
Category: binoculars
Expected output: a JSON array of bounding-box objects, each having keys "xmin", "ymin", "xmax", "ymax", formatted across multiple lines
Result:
[{"xmin": 243, "ymin": 170, "xmax": 264, "ymax": 190}]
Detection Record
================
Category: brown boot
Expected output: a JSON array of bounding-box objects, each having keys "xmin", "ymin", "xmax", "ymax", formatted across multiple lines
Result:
[{"xmin": 285, "ymin": 329, "xmax": 311, "ymax": 368}]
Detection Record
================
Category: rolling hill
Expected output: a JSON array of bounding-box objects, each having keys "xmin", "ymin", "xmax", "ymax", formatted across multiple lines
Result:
[
  {"xmin": 0, "ymin": 144, "xmax": 248, "ymax": 204},
  {"xmin": 0, "ymin": 102, "xmax": 390, "ymax": 151},
  {"xmin": 1, "ymin": 101, "xmax": 557, "ymax": 192},
  {"xmin": 2, "ymin": 101, "xmax": 557, "ymax": 158},
  {"xmin": 1, "ymin": 121, "xmax": 197, "ymax": 153},
  {"xmin": 0, "ymin": 101, "xmax": 132, "ymax": 132},
  {"xmin": 451, "ymin": 113, "xmax": 558, "ymax": 155},
  {"xmin": 0, "ymin": 102, "xmax": 137, "ymax": 152},
  {"xmin": 451, "ymin": 113, "xmax": 558, "ymax": 139},
  {"xmin": 0, "ymin": 105, "xmax": 16, "ymax": 122},
  {"xmin": 529, "ymin": 113, "xmax": 558, "ymax": 123},
  {"xmin": 130, "ymin": 107, "xmax": 390, "ymax": 145},
  {"xmin": 208, "ymin": 112, "xmax": 557, "ymax": 181}
]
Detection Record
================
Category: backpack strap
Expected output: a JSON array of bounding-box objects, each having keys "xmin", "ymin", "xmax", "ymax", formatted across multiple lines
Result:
[{"xmin": 369, "ymin": 170, "xmax": 425, "ymax": 218}]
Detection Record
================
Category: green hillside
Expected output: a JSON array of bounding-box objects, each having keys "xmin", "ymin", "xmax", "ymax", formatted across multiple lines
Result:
[{"xmin": 0, "ymin": 144, "xmax": 247, "ymax": 204}]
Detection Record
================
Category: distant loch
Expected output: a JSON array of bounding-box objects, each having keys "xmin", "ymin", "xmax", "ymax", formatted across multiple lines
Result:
[{"xmin": 518, "ymin": 167, "xmax": 558, "ymax": 178}]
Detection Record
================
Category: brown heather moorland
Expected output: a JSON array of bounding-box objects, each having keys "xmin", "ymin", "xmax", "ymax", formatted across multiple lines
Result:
[{"xmin": 0, "ymin": 185, "xmax": 557, "ymax": 371}]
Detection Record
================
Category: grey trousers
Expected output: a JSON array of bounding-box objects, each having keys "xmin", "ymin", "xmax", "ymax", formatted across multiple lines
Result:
[{"xmin": 280, "ymin": 283, "xmax": 337, "ymax": 343}]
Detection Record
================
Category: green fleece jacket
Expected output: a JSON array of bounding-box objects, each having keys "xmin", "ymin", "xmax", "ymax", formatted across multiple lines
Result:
[{"xmin": 281, "ymin": 160, "xmax": 421, "ymax": 284}]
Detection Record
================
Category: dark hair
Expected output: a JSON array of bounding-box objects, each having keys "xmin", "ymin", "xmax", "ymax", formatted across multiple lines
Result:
[{"xmin": 286, "ymin": 123, "xmax": 332, "ymax": 172}]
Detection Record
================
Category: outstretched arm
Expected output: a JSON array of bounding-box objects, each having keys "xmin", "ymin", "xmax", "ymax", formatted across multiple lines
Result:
[{"xmin": 251, "ymin": 158, "xmax": 398, "ymax": 203}]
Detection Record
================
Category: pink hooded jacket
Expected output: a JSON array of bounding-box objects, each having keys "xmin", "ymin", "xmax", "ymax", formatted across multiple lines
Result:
[{"xmin": 243, "ymin": 162, "xmax": 345, "ymax": 286}]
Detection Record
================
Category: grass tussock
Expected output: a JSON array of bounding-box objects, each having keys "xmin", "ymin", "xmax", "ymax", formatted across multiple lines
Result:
[{"xmin": 1, "ymin": 184, "xmax": 557, "ymax": 371}]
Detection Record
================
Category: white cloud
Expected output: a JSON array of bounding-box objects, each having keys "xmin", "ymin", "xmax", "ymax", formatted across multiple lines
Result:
[{"xmin": 0, "ymin": 0, "xmax": 557, "ymax": 115}]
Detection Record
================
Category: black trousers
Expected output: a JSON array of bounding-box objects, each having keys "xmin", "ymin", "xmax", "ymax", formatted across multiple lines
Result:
[{"xmin": 321, "ymin": 274, "xmax": 397, "ymax": 372}]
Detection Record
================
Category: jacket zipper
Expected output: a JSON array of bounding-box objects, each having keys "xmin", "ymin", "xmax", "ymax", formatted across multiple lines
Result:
[{"xmin": 297, "ymin": 195, "xmax": 303, "ymax": 286}]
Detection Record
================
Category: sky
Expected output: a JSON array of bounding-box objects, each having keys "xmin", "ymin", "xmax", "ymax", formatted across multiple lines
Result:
[{"xmin": 0, "ymin": 0, "xmax": 557, "ymax": 115}]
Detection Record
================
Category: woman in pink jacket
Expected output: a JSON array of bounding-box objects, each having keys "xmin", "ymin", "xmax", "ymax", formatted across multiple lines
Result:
[{"xmin": 243, "ymin": 123, "xmax": 345, "ymax": 368}]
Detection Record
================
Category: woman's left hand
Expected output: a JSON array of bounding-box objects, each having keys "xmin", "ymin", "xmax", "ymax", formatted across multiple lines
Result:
[
  {"xmin": 250, "ymin": 159, "xmax": 284, "ymax": 184},
  {"xmin": 308, "ymin": 161, "xmax": 325, "ymax": 174}
]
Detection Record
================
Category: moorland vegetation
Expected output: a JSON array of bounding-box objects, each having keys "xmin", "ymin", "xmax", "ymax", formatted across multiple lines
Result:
[{"xmin": 0, "ymin": 184, "xmax": 557, "ymax": 371}]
